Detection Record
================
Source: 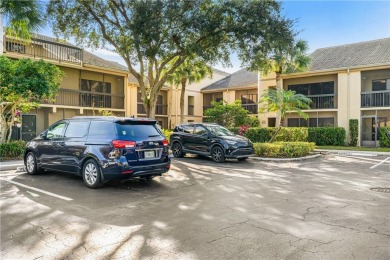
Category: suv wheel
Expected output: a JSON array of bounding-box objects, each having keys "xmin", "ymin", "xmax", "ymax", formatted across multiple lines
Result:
[
  {"xmin": 82, "ymin": 159, "xmax": 102, "ymax": 189},
  {"xmin": 211, "ymin": 146, "xmax": 225, "ymax": 163},
  {"xmin": 172, "ymin": 142, "xmax": 184, "ymax": 158},
  {"xmin": 25, "ymin": 152, "xmax": 39, "ymax": 175}
]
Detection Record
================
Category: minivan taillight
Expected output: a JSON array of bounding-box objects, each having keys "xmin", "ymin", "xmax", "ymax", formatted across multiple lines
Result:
[
  {"xmin": 112, "ymin": 140, "xmax": 136, "ymax": 148},
  {"xmin": 162, "ymin": 139, "xmax": 169, "ymax": 146}
]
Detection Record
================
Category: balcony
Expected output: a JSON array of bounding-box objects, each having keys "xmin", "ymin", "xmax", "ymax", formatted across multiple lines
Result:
[
  {"xmin": 43, "ymin": 89, "xmax": 124, "ymax": 109},
  {"xmin": 137, "ymin": 103, "xmax": 168, "ymax": 115},
  {"xmin": 361, "ymin": 91, "xmax": 390, "ymax": 107},
  {"xmin": 241, "ymin": 104, "xmax": 258, "ymax": 114},
  {"xmin": 308, "ymin": 94, "xmax": 335, "ymax": 109},
  {"xmin": 4, "ymin": 35, "xmax": 83, "ymax": 65}
]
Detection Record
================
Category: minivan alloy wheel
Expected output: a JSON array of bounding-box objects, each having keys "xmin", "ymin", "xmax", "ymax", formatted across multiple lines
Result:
[
  {"xmin": 85, "ymin": 163, "xmax": 98, "ymax": 185},
  {"xmin": 25, "ymin": 152, "xmax": 38, "ymax": 175},
  {"xmin": 26, "ymin": 154, "xmax": 35, "ymax": 172}
]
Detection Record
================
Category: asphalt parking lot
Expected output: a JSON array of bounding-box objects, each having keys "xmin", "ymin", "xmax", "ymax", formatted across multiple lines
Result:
[{"xmin": 1, "ymin": 154, "xmax": 389, "ymax": 260}]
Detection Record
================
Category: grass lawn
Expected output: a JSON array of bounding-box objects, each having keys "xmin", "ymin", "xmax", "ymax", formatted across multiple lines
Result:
[{"xmin": 316, "ymin": 146, "xmax": 390, "ymax": 153}]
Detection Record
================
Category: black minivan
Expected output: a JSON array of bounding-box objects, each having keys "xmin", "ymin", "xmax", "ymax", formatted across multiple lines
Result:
[{"xmin": 24, "ymin": 116, "xmax": 171, "ymax": 188}]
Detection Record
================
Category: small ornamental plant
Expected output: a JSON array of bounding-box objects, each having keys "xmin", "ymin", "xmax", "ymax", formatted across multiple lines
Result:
[{"xmin": 238, "ymin": 125, "xmax": 250, "ymax": 136}]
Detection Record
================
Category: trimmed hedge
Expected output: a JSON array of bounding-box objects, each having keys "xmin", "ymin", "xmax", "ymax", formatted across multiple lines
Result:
[
  {"xmin": 349, "ymin": 119, "xmax": 358, "ymax": 146},
  {"xmin": 308, "ymin": 127, "xmax": 346, "ymax": 146},
  {"xmin": 379, "ymin": 127, "xmax": 390, "ymax": 147},
  {"xmin": 0, "ymin": 141, "xmax": 26, "ymax": 160},
  {"xmin": 253, "ymin": 142, "xmax": 316, "ymax": 158},
  {"xmin": 243, "ymin": 127, "xmax": 308, "ymax": 143}
]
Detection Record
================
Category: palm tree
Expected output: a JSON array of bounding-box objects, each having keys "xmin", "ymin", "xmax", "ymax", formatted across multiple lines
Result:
[
  {"xmin": 0, "ymin": 0, "xmax": 45, "ymax": 54},
  {"xmin": 167, "ymin": 57, "xmax": 212, "ymax": 123},
  {"xmin": 260, "ymin": 87, "xmax": 311, "ymax": 142},
  {"xmin": 261, "ymin": 39, "xmax": 310, "ymax": 90}
]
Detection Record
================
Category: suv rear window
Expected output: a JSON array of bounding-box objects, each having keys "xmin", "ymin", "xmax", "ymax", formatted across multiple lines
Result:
[{"xmin": 116, "ymin": 123, "xmax": 161, "ymax": 139}]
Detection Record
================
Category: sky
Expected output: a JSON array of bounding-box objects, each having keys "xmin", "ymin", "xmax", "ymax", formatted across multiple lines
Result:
[{"xmin": 39, "ymin": 0, "xmax": 390, "ymax": 74}]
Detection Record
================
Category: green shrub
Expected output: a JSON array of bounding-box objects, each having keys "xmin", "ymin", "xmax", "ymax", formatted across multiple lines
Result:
[
  {"xmin": 245, "ymin": 128, "xmax": 274, "ymax": 142},
  {"xmin": 273, "ymin": 127, "xmax": 308, "ymax": 142},
  {"xmin": 244, "ymin": 127, "xmax": 308, "ymax": 143},
  {"xmin": 0, "ymin": 141, "xmax": 26, "ymax": 160},
  {"xmin": 308, "ymin": 127, "xmax": 346, "ymax": 146},
  {"xmin": 349, "ymin": 119, "xmax": 358, "ymax": 146},
  {"xmin": 379, "ymin": 127, "xmax": 390, "ymax": 147},
  {"xmin": 228, "ymin": 127, "xmax": 240, "ymax": 135},
  {"xmin": 253, "ymin": 142, "xmax": 315, "ymax": 158},
  {"xmin": 245, "ymin": 116, "xmax": 260, "ymax": 127}
]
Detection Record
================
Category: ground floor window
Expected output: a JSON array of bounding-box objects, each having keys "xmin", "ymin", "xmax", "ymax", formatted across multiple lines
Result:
[{"xmin": 287, "ymin": 117, "xmax": 334, "ymax": 127}]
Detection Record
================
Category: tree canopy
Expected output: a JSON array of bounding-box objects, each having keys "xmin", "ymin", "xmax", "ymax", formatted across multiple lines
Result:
[
  {"xmin": 47, "ymin": 0, "xmax": 296, "ymax": 118},
  {"xmin": 204, "ymin": 100, "xmax": 250, "ymax": 128},
  {"xmin": 167, "ymin": 57, "xmax": 212, "ymax": 123},
  {"xmin": 0, "ymin": 56, "xmax": 63, "ymax": 142},
  {"xmin": 0, "ymin": 0, "xmax": 45, "ymax": 53}
]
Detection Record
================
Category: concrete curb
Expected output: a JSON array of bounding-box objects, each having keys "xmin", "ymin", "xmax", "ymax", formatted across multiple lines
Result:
[
  {"xmin": 0, "ymin": 161, "xmax": 24, "ymax": 172},
  {"xmin": 315, "ymin": 149, "xmax": 390, "ymax": 156},
  {"xmin": 249, "ymin": 153, "xmax": 321, "ymax": 162}
]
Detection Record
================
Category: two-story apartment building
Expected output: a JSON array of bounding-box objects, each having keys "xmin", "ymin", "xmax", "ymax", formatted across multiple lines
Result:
[
  {"xmin": 3, "ymin": 34, "xmax": 129, "ymax": 140},
  {"xmin": 127, "ymin": 68, "xmax": 229, "ymax": 129},
  {"xmin": 201, "ymin": 38, "xmax": 390, "ymax": 146}
]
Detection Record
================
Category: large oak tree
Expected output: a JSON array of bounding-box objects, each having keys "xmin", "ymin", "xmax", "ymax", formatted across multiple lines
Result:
[{"xmin": 47, "ymin": 0, "xmax": 295, "ymax": 118}]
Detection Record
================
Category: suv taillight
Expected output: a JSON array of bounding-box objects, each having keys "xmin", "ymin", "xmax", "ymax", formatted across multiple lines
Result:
[
  {"xmin": 162, "ymin": 139, "xmax": 169, "ymax": 146},
  {"xmin": 112, "ymin": 140, "xmax": 136, "ymax": 148}
]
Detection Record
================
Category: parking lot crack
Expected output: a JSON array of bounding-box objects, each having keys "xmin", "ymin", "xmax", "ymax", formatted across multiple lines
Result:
[
  {"xmin": 303, "ymin": 206, "xmax": 316, "ymax": 220},
  {"xmin": 317, "ymin": 221, "xmax": 390, "ymax": 238},
  {"xmin": 219, "ymin": 218, "xmax": 251, "ymax": 231}
]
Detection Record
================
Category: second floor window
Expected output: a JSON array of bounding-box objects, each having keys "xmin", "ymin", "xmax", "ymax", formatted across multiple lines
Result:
[
  {"xmin": 288, "ymin": 81, "xmax": 334, "ymax": 95},
  {"xmin": 80, "ymin": 79, "xmax": 112, "ymax": 107},
  {"xmin": 372, "ymin": 79, "xmax": 390, "ymax": 91}
]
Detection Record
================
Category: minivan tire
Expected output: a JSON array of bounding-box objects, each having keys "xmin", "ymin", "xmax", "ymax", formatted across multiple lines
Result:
[
  {"xmin": 172, "ymin": 142, "xmax": 184, "ymax": 158},
  {"xmin": 82, "ymin": 159, "xmax": 102, "ymax": 189},
  {"xmin": 211, "ymin": 146, "xmax": 225, "ymax": 163},
  {"xmin": 25, "ymin": 152, "xmax": 39, "ymax": 175}
]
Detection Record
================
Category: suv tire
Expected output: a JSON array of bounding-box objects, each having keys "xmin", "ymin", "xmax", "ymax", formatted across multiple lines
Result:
[
  {"xmin": 172, "ymin": 142, "xmax": 184, "ymax": 158},
  {"xmin": 82, "ymin": 159, "xmax": 102, "ymax": 189},
  {"xmin": 25, "ymin": 152, "xmax": 39, "ymax": 175},
  {"xmin": 211, "ymin": 146, "xmax": 225, "ymax": 163}
]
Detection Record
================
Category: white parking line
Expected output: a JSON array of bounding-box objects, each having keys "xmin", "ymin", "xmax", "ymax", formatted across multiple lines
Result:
[
  {"xmin": 3, "ymin": 180, "xmax": 73, "ymax": 201},
  {"xmin": 370, "ymin": 157, "xmax": 390, "ymax": 169}
]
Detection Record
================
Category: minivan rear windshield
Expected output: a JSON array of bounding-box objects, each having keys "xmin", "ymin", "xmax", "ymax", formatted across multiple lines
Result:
[{"xmin": 116, "ymin": 123, "xmax": 161, "ymax": 139}]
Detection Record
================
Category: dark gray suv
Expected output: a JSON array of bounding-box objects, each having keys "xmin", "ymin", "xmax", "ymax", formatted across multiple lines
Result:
[
  {"xmin": 24, "ymin": 116, "xmax": 171, "ymax": 188},
  {"xmin": 170, "ymin": 123, "xmax": 254, "ymax": 163}
]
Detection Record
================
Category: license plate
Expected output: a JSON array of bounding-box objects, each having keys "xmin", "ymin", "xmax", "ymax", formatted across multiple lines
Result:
[{"xmin": 144, "ymin": 150, "xmax": 155, "ymax": 159}]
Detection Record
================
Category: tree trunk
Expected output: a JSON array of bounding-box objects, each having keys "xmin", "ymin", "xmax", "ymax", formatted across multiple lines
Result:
[
  {"xmin": 275, "ymin": 72, "xmax": 282, "ymax": 128},
  {"xmin": 6, "ymin": 106, "xmax": 17, "ymax": 142},
  {"xmin": 145, "ymin": 100, "xmax": 156, "ymax": 119},
  {"xmin": 180, "ymin": 77, "xmax": 187, "ymax": 123},
  {"xmin": 168, "ymin": 85, "xmax": 173, "ymax": 129},
  {"xmin": 269, "ymin": 119, "xmax": 284, "ymax": 143}
]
